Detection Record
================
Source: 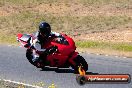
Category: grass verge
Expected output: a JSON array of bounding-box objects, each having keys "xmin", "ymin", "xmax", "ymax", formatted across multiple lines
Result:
[
  {"xmin": 0, "ymin": 80, "xmax": 17, "ymax": 88},
  {"xmin": 76, "ymin": 41, "xmax": 132, "ymax": 52},
  {"xmin": 1, "ymin": 0, "xmax": 132, "ymax": 7},
  {"xmin": 76, "ymin": 41, "xmax": 132, "ymax": 57},
  {"xmin": 0, "ymin": 79, "xmax": 38, "ymax": 88},
  {"xmin": 1, "ymin": 34, "xmax": 132, "ymax": 58}
]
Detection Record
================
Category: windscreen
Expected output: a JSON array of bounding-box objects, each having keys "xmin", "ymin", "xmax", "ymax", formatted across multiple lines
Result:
[{"xmin": 20, "ymin": 34, "xmax": 31, "ymax": 42}]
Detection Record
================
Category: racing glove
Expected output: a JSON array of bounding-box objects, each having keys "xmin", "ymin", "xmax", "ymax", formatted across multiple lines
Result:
[{"xmin": 44, "ymin": 46, "xmax": 58, "ymax": 55}]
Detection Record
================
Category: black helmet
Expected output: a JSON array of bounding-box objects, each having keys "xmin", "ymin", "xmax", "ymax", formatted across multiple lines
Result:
[{"xmin": 39, "ymin": 22, "xmax": 51, "ymax": 37}]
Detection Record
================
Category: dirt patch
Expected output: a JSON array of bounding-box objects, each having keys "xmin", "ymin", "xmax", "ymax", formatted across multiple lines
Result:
[
  {"xmin": 0, "ymin": 5, "xmax": 20, "ymax": 16},
  {"xmin": 0, "ymin": 7, "xmax": 10, "ymax": 16},
  {"xmin": 33, "ymin": 3, "xmax": 132, "ymax": 16},
  {"xmin": 33, "ymin": 3, "xmax": 69, "ymax": 16},
  {"xmin": 73, "ymin": 29, "xmax": 132, "ymax": 43},
  {"xmin": 0, "ymin": 2, "xmax": 132, "ymax": 17},
  {"xmin": 31, "ymin": 3, "xmax": 132, "ymax": 43}
]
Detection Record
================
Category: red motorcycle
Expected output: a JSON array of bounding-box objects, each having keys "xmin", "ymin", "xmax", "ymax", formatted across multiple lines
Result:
[{"xmin": 17, "ymin": 33, "xmax": 88, "ymax": 73}]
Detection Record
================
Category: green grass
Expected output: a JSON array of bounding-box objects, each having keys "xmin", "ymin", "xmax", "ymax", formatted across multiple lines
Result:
[
  {"xmin": 0, "ymin": 10, "xmax": 131, "ymax": 45},
  {"xmin": 0, "ymin": 0, "xmax": 77, "ymax": 6},
  {"xmin": 0, "ymin": 0, "xmax": 131, "ymax": 9},
  {"xmin": 0, "ymin": 80, "xmax": 27, "ymax": 88},
  {"xmin": 0, "ymin": 0, "xmax": 49, "ymax": 6},
  {"xmin": 0, "ymin": 11, "xmax": 131, "ymax": 35},
  {"xmin": 0, "ymin": 34, "xmax": 17, "ymax": 45},
  {"xmin": 76, "ymin": 41, "xmax": 132, "ymax": 52},
  {"xmin": 78, "ymin": 0, "xmax": 132, "ymax": 7},
  {"xmin": 0, "ymin": 0, "xmax": 131, "ymax": 37}
]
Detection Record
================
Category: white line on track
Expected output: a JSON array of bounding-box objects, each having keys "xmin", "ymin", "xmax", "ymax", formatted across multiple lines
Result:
[
  {"xmin": 115, "ymin": 56, "xmax": 119, "ymax": 58},
  {"xmin": 105, "ymin": 54, "xmax": 109, "ymax": 56},
  {"xmin": 96, "ymin": 53, "xmax": 100, "ymax": 55},
  {"xmin": 0, "ymin": 79, "xmax": 43, "ymax": 88},
  {"xmin": 123, "ymin": 57, "xmax": 127, "ymax": 58},
  {"xmin": 7, "ymin": 45, "xmax": 12, "ymax": 47}
]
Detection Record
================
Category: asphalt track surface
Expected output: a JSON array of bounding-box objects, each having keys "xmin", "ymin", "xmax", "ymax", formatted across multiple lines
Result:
[{"xmin": 0, "ymin": 45, "xmax": 132, "ymax": 88}]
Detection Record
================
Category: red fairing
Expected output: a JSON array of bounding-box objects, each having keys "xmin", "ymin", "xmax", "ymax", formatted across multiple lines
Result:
[
  {"xmin": 17, "ymin": 33, "xmax": 79, "ymax": 67},
  {"xmin": 17, "ymin": 33, "xmax": 31, "ymax": 48},
  {"xmin": 45, "ymin": 34, "xmax": 78, "ymax": 67},
  {"xmin": 17, "ymin": 33, "xmax": 23, "ymax": 40},
  {"xmin": 51, "ymin": 34, "xmax": 76, "ymax": 55}
]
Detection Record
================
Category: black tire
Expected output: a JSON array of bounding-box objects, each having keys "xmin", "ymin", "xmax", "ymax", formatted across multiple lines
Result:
[
  {"xmin": 26, "ymin": 49, "xmax": 46, "ymax": 68},
  {"xmin": 26, "ymin": 49, "xmax": 34, "ymax": 65},
  {"xmin": 71, "ymin": 55, "xmax": 88, "ymax": 73}
]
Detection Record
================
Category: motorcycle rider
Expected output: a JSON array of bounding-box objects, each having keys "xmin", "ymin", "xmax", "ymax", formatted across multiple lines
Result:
[{"xmin": 29, "ymin": 22, "xmax": 61, "ymax": 68}]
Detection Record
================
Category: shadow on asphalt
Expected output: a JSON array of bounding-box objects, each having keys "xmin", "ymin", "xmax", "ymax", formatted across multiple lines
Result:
[{"xmin": 41, "ymin": 67, "xmax": 99, "ymax": 74}]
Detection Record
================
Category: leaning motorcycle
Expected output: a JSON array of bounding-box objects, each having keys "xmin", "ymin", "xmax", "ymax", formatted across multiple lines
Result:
[{"xmin": 17, "ymin": 33, "xmax": 88, "ymax": 73}]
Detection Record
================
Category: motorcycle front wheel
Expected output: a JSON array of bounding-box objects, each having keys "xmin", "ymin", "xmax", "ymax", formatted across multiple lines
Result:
[
  {"xmin": 26, "ymin": 49, "xmax": 34, "ymax": 65},
  {"xmin": 71, "ymin": 55, "xmax": 88, "ymax": 73}
]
